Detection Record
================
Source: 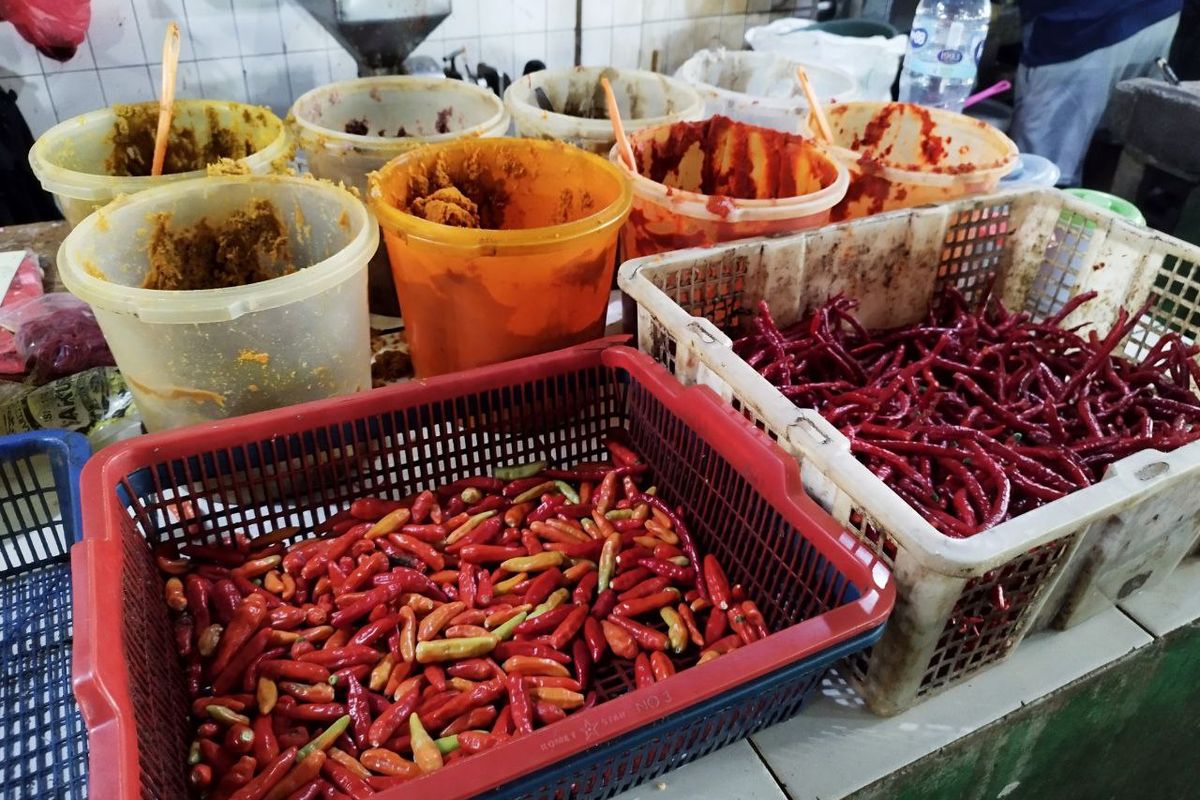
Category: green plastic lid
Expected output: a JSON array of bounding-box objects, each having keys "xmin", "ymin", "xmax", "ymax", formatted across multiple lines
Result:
[{"xmin": 1063, "ymin": 188, "xmax": 1146, "ymax": 225}]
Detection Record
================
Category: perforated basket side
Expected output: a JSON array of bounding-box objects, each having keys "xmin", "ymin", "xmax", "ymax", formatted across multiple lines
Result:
[
  {"xmin": 75, "ymin": 344, "xmax": 891, "ymax": 800},
  {"xmin": 0, "ymin": 431, "xmax": 91, "ymax": 799}
]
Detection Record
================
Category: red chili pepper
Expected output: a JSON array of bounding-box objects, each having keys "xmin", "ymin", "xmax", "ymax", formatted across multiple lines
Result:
[
  {"xmin": 212, "ymin": 627, "xmax": 273, "ymax": 695},
  {"xmin": 676, "ymin": 603, "xmax": 705, "ymax": 648},
  {"xmin": 612, "ymin": 589, "xmax": 680, "ymax": 618},
  {"xmin": 493, "ymin": 640, "xmax": 571, "ymax": 664},
  {"xmin": 251, "ymin": 715, "xmax": 280, "ymax": 767},
  {"xmin": 321, "ymin": 758, "xmax": 374, "ymax": 799},
  {"xmin": 607, "ymin": 614, "xmax": 668, "ymax": 651},
  {"xmin": 633, "ymin": 652, "xmax": 655, "ymax": 688},
  {"xmin": 703, "ymin": 606, "xmax": 728, "ymax": 646},
  {"xmin": 609, "ymin": 567, "xmax": 653, "ymax": 592},
  {"xmin": 209, "ymin": 594, "xmax": 268, "ymax": 676},
  {"xmin": 702, "ymin": 555, "xmax": 733, "ymax": 610},
  {"xmin": 491, "ymin": 705, "xmax": 513, "ymax": 736},
  {"xmin": 590, "ymin": 588, "xmax": 618, "ymax": 619},
  {"xmin": 522, "ymin": 566, "xmax": 562, "ymax": 607},
  {"xmin": 506, "ymin": 673, "xmax": 534, "ymax": 735},
  {"xmin": 582, "ymin": 616, "xmax": 607, "ymax": 663},
  {"xmin": 741, "ymin": 600, "xmax": 770, "ymax": 639},
  {"xmin": 262, "ymin": 750, "xmax": 325, "ymax": 800},
  {"xmin": 513, "ymin": 605, "xmax": 572, "ymax": 636},
  {"xmin": 259, "ymin": 660, "xmax": 331, "ymax": 683},
  {"xmin": 600, "ymin": 619, "xmax": 638, "ymax": 659},
  {"xmin": 458, "ymin": 544, "xmax": 528, "ymax": 563},
  {"xmin": 365, "ymin": 686, "xmax": 419, "ymax": 748}
]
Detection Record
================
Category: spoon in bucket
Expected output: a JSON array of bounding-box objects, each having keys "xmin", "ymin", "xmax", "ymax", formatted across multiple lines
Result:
[
  {"xmin": 151, "ymin": 21, "xmax": 182, "ymax": 177},
  {"xmin": 601, "ymin": 76, "xmax": 637, "ymax": 174},
  {"xmin": 795, "ymin": 66, "xmax": 834, "ymax": 144}
]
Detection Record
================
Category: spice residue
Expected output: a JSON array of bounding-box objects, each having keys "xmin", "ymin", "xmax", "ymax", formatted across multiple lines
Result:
[
  {"xmin": 106, "ymin": 103, "xmax": 256, "ymax": 177},
  {"xmin": 344, "ymin": 118, "xmax": 370, "ymax": 135},
  {"xmin": 435, "ymin": 107, "xmax": 452, "ymax": 134},
  {"xmin": 632, "ymin": 115, "xmax": 838, "ymax": 200},
  {"xmin": 238, "ymin": 349, "xmax": 270, "ymax": 365},
  {"xmin": 405, "ymin": 151, "xmax": 503, "ymax": 228},
  {"xmin": 144, "ymin": 198, "xmax": 296, "ymax": 290}
]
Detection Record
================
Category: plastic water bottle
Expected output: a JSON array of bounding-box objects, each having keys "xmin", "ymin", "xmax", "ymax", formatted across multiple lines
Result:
[{"xmin": 899, "ymin": 0, "xmax": 991, "ymax": 112}]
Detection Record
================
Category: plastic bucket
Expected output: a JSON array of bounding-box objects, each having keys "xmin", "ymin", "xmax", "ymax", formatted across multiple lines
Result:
[
  {"xmin": 505, "ymin": 66, "xmax": 704, "ymax": 155},
  {"xmin": 289, "ymin": 76, "xmax": 510, "ymax": 195},
  {"xmin": 369, "ymin": 137, "xmax": 631, "ymax": 377},
  {"xmin": 825, "ymin": 101, "xmax": 1018, "ymax": 221},
  {"xmin": 57, "ymin": 175, "xmax": 376, "ymax": 432},
  {"xmin": 674, "ymin": 49, "xmax": 858, "ymax": 133},
  {"xmin": 29, "ymin": 100, "xmax": 290, "ymax": 227},
  {"xmin": 290, "ymin": 76, "xmax": 509, "ymax": 315},
  {"xmin": 612, "ymin": 116, "xmax": 849, "ymax": 259}
]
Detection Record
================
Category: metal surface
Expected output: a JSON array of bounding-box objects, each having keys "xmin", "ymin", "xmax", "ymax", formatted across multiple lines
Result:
[{"xmin": 294, "ymin": 0, "xmax": 450, "ymax": 73}]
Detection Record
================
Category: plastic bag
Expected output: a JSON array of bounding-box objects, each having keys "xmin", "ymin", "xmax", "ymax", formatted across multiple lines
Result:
[
  {"xmin": 0, "ymin": 0, "xmax": 91, "ymax": 61},
  {"xmin": 0, "ymin": 292, "xmax": 114, "ymax": 383},
  {"xmin": 745, "ymin": 19, "xmax": 907, "ymax": 102},
  {"xmin": 0, "ymin": 250, "xmax": 45, "ymax": 373},
  {"xmin": 0, "ymin": 366, "xmax": 141, "ymax": 450}
]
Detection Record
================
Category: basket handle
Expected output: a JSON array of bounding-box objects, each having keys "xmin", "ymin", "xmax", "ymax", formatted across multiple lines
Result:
[{"xmin": 71, "ymin": 537, "xmax": 140, "ymax": 799}]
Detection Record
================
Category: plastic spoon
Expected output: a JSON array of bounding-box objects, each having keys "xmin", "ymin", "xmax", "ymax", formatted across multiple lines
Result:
[
  {"xmin": 795, "ymin": 66, "xmax": 833, "ymax": 144},
  {"xmin": 600, "ymin": 76, "xmax": 637, "ymax": 173},
  {"xmin": 962, "ymin": 79, "xmax": 1012, "ymax": 110},
  {"xmin": 151, "ymin": 21, "xmax": 182, "ymax": 177}
]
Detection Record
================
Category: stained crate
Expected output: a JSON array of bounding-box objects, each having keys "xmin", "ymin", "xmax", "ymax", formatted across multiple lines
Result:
[
  {"xmin": 71, "ymin": 343, "xmax": 892, "ymax": 800},
  {"xmin": 619, "ymin": 186, "xmax": 1200, "ymax": 714},
  {"xmin": 0, "ymin": 430, "xmax": 91, "ymax": 798}
]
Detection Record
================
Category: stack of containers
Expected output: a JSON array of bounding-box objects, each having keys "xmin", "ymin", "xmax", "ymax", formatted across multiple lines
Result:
[
  {"xmin": 289, "ymin": 76, "xmax": 510, "ymax": 313},
  {"xmin": 619, "ymin": 187, "xmax": 1200, "ymax": 714}
]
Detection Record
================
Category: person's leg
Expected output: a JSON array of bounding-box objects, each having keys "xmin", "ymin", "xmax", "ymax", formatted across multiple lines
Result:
[
  {"xmin": 1011, "ymin": 14, "xmax": 1182, "ymax": 187},
  {"xmin": 1011, "ymin": 56, "xmax": 1112, "ymax": 186}
]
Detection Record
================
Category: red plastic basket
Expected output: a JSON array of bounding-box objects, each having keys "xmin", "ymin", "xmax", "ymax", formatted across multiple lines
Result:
[{"xmin": 71, "ymin": 343, "xmax": 892, "ymax": 800}]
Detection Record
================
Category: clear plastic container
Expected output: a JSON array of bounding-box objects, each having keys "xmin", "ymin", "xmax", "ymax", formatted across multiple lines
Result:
[
  {"xmin": 56, "ymin": 175, "xmax": 377, "ymax": 432},
  {"xmin": 675, "ymin": 49, "xmax": 858, "ymax": 133},
  {"xmin": 825, "ymin": 101, "xmax": 1018, "ymax": 220},
  {"xmin": 505, "ymin": 66, "xmax": 704, "ymax": 154},
  {"xmin": 289, "ymin": 76, "xmax": 510, "ymax": 196},
  {"xmin": 28, "ymin": 100, "xmax": 290, "ymax": 227},
  {"xmin": 613, "ymin": 116, "xmax": 849, "ymax": 259},
  {"xmin": 369, "ymin": 137, "xmax": 632, "ymax": 377}
]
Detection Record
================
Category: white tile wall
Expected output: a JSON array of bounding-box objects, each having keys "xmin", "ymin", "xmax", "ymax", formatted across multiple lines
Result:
[{"xmin": 0, "ymin": 0, "xmax": 815, "ymax": 137}]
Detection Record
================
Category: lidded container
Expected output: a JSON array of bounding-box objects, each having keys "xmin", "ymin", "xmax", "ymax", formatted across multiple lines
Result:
[
  {"xmin": 675, "ymin": 49, "xmax": 858, "ymax": 133},
  {"xmin": 57, "ymin": 175, "xmax": 376, "ymax": 432},
  {"xmin": 29, "ymin": 100, "xmax": 290, "ymax": 227},
  {"xmin": 370, "ymin": 137, "xmax": 632, "ymax": 377},
  {"xmin": 825, "ymin": 101, "xmax": 1018, "ymax": 220},
  {"xmin": 505, "ymin": 66, "xmax": 704, "ymax": 154},
  {"xmin": 613, "ymin": 115, "xmax": 848, "ymax": 259}
]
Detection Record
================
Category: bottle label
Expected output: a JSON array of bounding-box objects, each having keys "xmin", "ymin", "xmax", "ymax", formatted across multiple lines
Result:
[{"xmin": 906, "ymin": 22, "xmax": 985, "ymax": 81}]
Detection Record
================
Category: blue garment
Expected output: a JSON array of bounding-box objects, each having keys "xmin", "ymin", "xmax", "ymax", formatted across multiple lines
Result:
[{"xmin": 1020, "ymin": 0, "xmax": 1182, "ymax": 66}]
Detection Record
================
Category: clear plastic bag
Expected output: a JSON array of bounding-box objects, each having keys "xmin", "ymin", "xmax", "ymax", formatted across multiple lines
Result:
[
  {"xmin": 0, "ymin": 292, "xmax": 114, "ymax": 383},
  {"xmin": 0, "ymin": 250, "xmax": 45, "ymax": 373}
]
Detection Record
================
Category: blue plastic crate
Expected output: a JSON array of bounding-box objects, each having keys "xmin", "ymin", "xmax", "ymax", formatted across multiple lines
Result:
[{"xmin": 0, "ymin": 430, "xmax": 90, "ymax": 799}]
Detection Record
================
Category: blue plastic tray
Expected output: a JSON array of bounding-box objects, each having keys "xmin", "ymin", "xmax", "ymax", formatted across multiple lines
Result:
[{"xmin": 0, "ymin": 430, "xmax": 90, "ymax": 799}]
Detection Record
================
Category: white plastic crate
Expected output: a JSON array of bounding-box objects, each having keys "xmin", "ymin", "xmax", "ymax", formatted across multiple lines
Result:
[{"xmin": 619, "ymin": 187, "xmax": 1200, "ymax": 714}]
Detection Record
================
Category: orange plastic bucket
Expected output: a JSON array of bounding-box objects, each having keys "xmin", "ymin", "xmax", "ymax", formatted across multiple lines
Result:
[
  {"xmin": 613, "ymin": 116, "xmax": 848, "ymax": 259},
  {"xmin": 369, "ymin": 138, "xmax": 632, "ymax": 377},
  {"xmin": 825, "ymin": 102, "xmax": 1018, "ymax": 221}
]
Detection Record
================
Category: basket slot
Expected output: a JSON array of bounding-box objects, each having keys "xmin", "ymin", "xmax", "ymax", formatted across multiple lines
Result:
[
  {"xmin": 0, "ymin": 451, "xmax": 69, "ymax": 576},
  {"xmin": 934, "ymin": 201, "xmax": 1011, "ymax": 308}
]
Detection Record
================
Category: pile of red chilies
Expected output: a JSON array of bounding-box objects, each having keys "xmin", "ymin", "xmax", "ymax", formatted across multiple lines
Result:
[
  {"xmin": 733, "ymin": 290, "xmax": 1200, "ymax": 537},
  {"xmin": 159, "ymin": 440, "xmax": 768, "ymax": 800}
]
